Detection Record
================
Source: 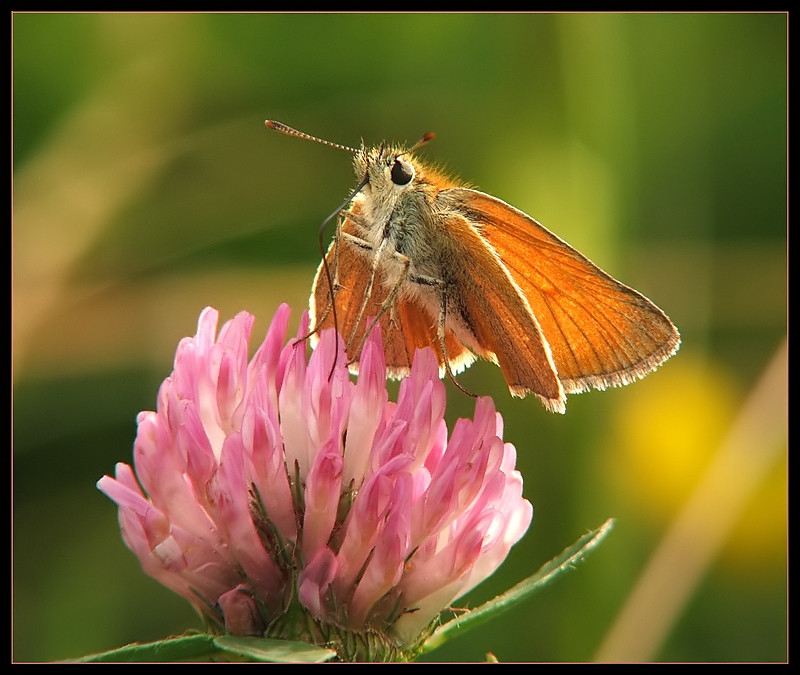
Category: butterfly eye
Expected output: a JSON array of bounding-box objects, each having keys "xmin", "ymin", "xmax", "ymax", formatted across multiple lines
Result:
[{"xmin": 391, "ymin": 157, "xmax": 415, "ymax": 186}]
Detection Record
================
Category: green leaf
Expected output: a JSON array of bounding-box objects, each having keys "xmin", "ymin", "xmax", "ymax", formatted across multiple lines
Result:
[
  {"xmin": 69, "ymin": 633, "xmax": 222, "ymax": 662},
  {"xmin": 69, "ymin": 633, "xmax": 337, "ymax": 663},
  {"xmin": 214, "ymin": 636, "xmax": 337, "ymax": 663},
  {"xmin": 422, "ymin": 518, "xmax": 616, "ymax": 654}
]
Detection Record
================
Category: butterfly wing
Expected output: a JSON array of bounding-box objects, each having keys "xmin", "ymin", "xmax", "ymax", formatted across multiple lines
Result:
[
  {"xmin": 313, "ymin": 202, "xmax": 569, "ymax": 412},
  {"xmin": 429, "ymin": 207, "xmax": 566, "ymax": 411},
  {"xmin": 439, "ymin": 188, "xmax": 680, "ymax": 394}
]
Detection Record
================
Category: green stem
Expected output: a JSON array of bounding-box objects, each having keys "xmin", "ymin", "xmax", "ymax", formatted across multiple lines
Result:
[{"xmin": 422, "ymin": 518, "xmax": 615, "ymax": 654}]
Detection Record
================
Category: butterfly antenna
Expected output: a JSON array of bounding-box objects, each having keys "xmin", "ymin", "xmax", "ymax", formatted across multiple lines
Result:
[
  {"xmin": 398, "ymin": 132, "xmax": 435, "ymax": 160},
  {"xmin": 265, "ymin": 120, "xmax": 358, "ymax": 154}
]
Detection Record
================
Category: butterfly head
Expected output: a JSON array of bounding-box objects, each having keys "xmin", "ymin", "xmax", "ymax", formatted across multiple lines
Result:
[{"xmin": 354, "ymin": 143, "xmax": 417, "ymax": 193}]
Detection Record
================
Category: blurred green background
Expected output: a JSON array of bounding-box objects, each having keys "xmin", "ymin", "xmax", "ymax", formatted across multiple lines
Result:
[{"xmin": 13, "ymin": 13, "xmax": 786, "ymax": 663}]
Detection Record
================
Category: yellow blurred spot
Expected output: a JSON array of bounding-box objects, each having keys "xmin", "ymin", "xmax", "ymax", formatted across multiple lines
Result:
[
  {"xmin": 604, "ymin": 348, "xmax": 787, "ymax": 574},
  {"xmin": 606, "ymin": 355, "xmax": 741, "ymax": 521}
]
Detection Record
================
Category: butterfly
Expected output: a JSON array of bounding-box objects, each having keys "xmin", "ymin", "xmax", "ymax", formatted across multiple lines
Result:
[{"xmin": 267, "ymin": 120, "xmax": 680, "ymax": 413}]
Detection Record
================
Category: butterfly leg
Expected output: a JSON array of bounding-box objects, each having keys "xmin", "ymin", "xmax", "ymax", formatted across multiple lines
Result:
[
  {"xmin": 348, "ymin": 243, "xmax": 474, "ymax": 397},
  {"xmin": 437, "ymin": 288, "xmax": 477, "ymax": 398},
  {"xmin": 335, "ymin": 230, "xmax": 439, "ymax": 368},
  {"xmin": 304, "ymin": 214, "xmax": 348, "ymax": 342},
  {"xmin": 342, "ymin": 234, "xmax": 393, "ymax": 352},
  {"xmin": 331, "ymin": 231, "xmax": 407, "ymax": 366},
  {"xmin": 328, "ymin": 230, "xmax": 474, "ymax": 397}
]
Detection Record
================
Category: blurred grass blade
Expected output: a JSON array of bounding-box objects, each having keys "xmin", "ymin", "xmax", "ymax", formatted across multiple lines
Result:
[
  {"xmin": 595, "ymin": 339, "xmax": 788, "ymax": 662},
  {"xmin": 423, "ymin": 518, "xmax": 615, "ymax": 654}
]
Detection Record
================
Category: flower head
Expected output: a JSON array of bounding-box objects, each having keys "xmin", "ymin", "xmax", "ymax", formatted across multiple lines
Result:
[{"xmin": 98, "ymin": 305, "xmax": 532, "ymax": 661}]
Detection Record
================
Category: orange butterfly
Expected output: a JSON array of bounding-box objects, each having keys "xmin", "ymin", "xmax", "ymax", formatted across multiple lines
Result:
[{"xmin": 267, "ymin": 121, "xmax": 680, "ymax": 413}]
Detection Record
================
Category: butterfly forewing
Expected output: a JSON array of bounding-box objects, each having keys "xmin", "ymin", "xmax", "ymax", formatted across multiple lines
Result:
[
  {"xmin": 434, "ymin": 209, "xmax": 566, "ymax": 411},
  {"xmin": 441, "ymin": 188, "xmax": 680, "ymax": 393}
]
